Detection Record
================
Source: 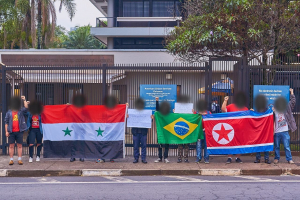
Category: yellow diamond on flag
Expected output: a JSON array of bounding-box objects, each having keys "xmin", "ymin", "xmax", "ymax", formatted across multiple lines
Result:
[{"xmin": 163, "ymin": 117, "xmax": 198, "ymax": 140}]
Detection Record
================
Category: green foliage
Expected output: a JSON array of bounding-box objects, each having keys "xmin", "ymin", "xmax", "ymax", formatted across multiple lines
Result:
[
  {"xmin": 63, "ymin": 25, "xmax": 106, "ymax": 49},
  {"xmin": 166, "ymin": 0, "xmax": 300, "ymax": 64}
]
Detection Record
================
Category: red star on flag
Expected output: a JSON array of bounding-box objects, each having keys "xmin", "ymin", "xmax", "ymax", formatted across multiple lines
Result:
[{"xmin": 214, "ymin": 124, "xmax": 232, "ymax": 142}]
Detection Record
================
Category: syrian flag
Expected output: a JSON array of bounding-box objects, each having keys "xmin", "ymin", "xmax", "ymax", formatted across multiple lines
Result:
[
  {"xmin": 42, "ymin": 104, "xmax": 127, "ymax": 159},
  {"xmin": 203, "ymin": 108, "xmax": 274, "ymax": 155}
]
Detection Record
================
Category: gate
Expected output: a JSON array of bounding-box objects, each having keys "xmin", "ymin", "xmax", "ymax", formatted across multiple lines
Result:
[{"xmin": 0, "ymin": 63, "xmax": 209, "ymax": 156}]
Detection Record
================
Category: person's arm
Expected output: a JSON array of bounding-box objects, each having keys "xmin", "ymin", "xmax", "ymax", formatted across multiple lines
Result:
[
  {"xmin": 155, "ymin": 97, "xmax": 159, "ymax": 111},
  {"xmin": 288, "ymin": 88, "xmax": 296, "ymax": 110},
  {"xmin": 221, "ymin": 96, "xmax": 229, "ymax": 112},
  {"xmin": 5, "ymin": 124, "xmax": 9, "ymax": 137},
  {"xmin": 21, "ymin": 96, "xmax": 28, "ymax": 108}
]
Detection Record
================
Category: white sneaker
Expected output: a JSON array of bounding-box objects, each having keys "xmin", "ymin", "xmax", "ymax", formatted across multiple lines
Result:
[
  {"xmin": 154, "ymin": 158, "xmax": 162, "ymax": 163},
  {"xmin": 288, "ymin": 160, "xmax": 295, "ymax": 164},
  {"xmin": 164, "ymin": 159, "xmax": 170, "ymax": 163},
  {"xmin": 36, "ymin": 156, "xmax": 40, "ymax": 162},
  {"xmin": 29, "ymin": 157, "xmax": 33, "ymax": 163}
]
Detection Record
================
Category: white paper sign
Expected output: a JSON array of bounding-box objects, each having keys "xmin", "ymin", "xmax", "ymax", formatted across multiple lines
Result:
[
  {"xmin": 174, "ymin": 103, "xmax": 193, "ymax": 114},
  {"xmin": 127, "ymin": 109, "xmax": 152, "ymax": 128}
]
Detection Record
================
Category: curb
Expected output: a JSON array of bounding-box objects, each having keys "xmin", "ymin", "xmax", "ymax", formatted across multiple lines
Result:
[{"xmin": 1, "ymin": 168, "xmax": 300, "ymax": 177}]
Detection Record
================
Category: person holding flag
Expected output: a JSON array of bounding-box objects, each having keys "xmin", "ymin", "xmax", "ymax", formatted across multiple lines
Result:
[
  {"xmin": 273, "ymin": 88, "xmax": 297, "ymax": 164},
  {"xmin": 221, "ymin": 92, "xmax": 248, "ymax": 164}
]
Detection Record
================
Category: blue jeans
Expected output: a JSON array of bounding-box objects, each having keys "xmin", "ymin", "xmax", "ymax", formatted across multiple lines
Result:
[
  {"xmin": 256, "ymin": 152, "xmax": 269, "ymax": 160},
  {"xmin": 196, "ymin": 133, "xmax": 209, "ymax": 161},
  {"xmin": 274, "ymin": 131, "xmax": 292, "ymax": 161},
  {"xmin": 133, "ymin": 134, "xmax": 147, "ymax": 161}
]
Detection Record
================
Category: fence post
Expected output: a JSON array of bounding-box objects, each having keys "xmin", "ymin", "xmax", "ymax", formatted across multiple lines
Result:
[
  {"xmin": 208, "ymin": 59, "xmax": 213, "ymax": 111},
  {"xmin": 1, "ymin": 63, "xmax": 7, "ymax": 155},
  {"xmin": 102, "ymin": 66, "xmax": 107, "ymax": 100}
]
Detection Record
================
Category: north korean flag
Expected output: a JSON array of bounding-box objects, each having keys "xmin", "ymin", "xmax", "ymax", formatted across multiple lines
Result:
[{"xmin": 203, "ymin": 108, "xmax": 274, "ymax": 155}]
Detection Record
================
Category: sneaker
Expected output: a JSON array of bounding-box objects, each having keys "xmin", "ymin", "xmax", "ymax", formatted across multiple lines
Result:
[
  {"xmin": 265, "ymin": 159, "xmax": 271, "ymax": 164},
  {"xmin": 142, "ymin": 160, "xmax": 147, "ymax": 164},
  {"xmin": 254, "ymin": 159, "xmax": 260, "ymax": 163},
  {"xmin": 164, "ymin": 159, "xmax": 170, "ymax": 163},
  {"xmin": 226, "ymin": 158, "xmax": 232, "ymax": 164},
  {"xmin": 195, "ymin": 158, "xmax": 201, "ymax": 163},
  {"xmin": 177, "ymin": 159, "xmax": 182, "ymax": 163},
  {"xmin": 204, "ymin": 159, "xmax": 209, "ymax": 164},
  {"xmin": 274, "ymin": 159, "xmax": 279, "ymax": 164},
  {"xmin": 29, "ymin": 157, "xmax": 33, "ymax": 163},
  {"xmin": 9, "ymin": 160, "xmax": 14, "ymax": 165},
  {"xmin": 36, "ymin": 156, "xmax": 40, "ymax": 162},
  {"xmin": 236, "ymin": 158, "xmax": 243, "ymax": 163},
  {"xmin": 99, "ymin": 159, "xmax": 105, "ymax": 163},
  {"xmin": 184, "ymin": 159, "xmax": 189, "ymax": 163},
  {"xmin": 70, "ymin": 158, "xmax": 76, "ymax": 162},
  {"xmin": 18, "ymin": 160, "xmax": 23, "ymax": 165},
  {"xmin": 133, "ymin": 159, "xmax": 138, "ymax": 163},
  {"xmin": 79, "ymin": 158, "xmax": 84, "ymax": 162},
  {"xmin": 288, "ymin": 160, "xmax": 295, "ymax": 164},
  {"xmin": 154, "ymin": 158, "xmax": 162, "ymax": 163}
]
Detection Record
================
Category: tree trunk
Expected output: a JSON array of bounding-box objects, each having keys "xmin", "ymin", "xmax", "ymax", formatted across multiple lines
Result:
[
  {"xmin": 31, "ymin": 0, "xmax": 36, "ymax": 48},
  {"xmin": 262, "ymin": 52, "xmax": 268, "ymax": 85},
  {"xmin": 37, "ymin": 0, "xmax": 42, "ymax": 49}
]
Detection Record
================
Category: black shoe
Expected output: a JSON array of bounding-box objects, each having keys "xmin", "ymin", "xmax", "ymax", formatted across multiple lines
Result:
[
  {"xmin": 70, "ymin": 158, "xmax": 76, "ymax": 162},
  {"xmin": 184, "ymin": 159, "xmax": 189, "ymax": 163},
  {"xmin": 80, "ymin": 158, "xmax": 84, "ymax": 162},
  {"xmin": 265, "ymin": 159, "xmax": 271, "ymax": 164},
  {"xmin": 236, "ymin": 158, "xmax": 243, "ymax": 163},
  {"xmin": 110, "ymin": 159, "xmax": 114, "ymax": 163},
  {"xmin": 226, "ymin": 158, "xmax": 232, "ymax": 164},
  {"xmin": 254, "ymin": 159, "xmax": 260, "ymax": 163},
  {"xmin": 133, "ymin": 159, "xmax": 138, "ymax": 163},
  {"xmin": 177, "ymin": 159, "xmax": 182, "ymax": 163},
  {"xmin": 142, "ymin": 160, "xmax": 147, "ymax": 164}
]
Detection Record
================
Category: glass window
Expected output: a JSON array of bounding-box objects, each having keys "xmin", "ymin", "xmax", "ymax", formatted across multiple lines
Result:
[
  {"xmin": 136, "ymin": 38, "xmax": 150, "ymax": 45},
  {"xmin": 153, "ymin": 1, "xmax": 175, "ymax": 17},
  {"xmin": 122, "ymin": 38, "xmax": 135, "ymax": 45},
  {"xmin": 152, "ymin": 38, "xmax": 164, "ymax": 45},
  {"xmin": 123, "ymin": 1, "xmax": 144, "ymax": 17},
  {"xmin": 144, "ymin": 1, "xmax": 149, "ymax": 17}
]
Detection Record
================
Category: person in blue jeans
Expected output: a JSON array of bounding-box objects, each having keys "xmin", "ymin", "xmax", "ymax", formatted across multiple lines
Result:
[
  {"xmin": 273, "ymin": 88, "xmax": 297, "ymax": 164},
  {"xmin": 195, "ymin": 110, "xmax": 211, "ymax": 164},
  {"xmin": 132, "ymin": 128, "xmax": 148, "ymax": 164}
]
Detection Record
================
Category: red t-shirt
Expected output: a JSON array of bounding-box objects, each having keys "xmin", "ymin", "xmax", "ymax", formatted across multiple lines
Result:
[
  {"xmin": 12, "ymin": 111, "xmax": 20, "ymax": 132},
  {"xmin": 226, "ymin": 104, "xmax": 248, "ymax": 112},
  {"xmin": 31, "ymin": 115, "xmax": 40, "ymax": 128}
]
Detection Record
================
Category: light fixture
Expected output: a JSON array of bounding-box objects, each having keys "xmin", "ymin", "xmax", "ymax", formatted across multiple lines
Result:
[{"xmin": 166, "ymin": 72, "xmax": 172, "ymax": 80}]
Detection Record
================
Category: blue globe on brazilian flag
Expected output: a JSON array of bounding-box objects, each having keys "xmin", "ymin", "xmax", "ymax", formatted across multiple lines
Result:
[{"xmin": 154, "ymin": 112, "xmax": 203, "ymax": 144}]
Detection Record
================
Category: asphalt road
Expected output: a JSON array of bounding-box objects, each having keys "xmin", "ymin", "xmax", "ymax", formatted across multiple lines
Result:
[{"xmin": 0, "ymin": 175, "xmax": 300, "ymax": 200}]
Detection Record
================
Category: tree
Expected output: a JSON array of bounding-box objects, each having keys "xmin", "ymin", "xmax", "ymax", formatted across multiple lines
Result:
[
  {"xmin": 63, "ymin": 25, "xmax": 106, "ymax": 49},
  {"xmin": 48, "ymin": 25, "xmax": 68, "ymax": 48},
  {"xmin": 166, "ymin": 0, "xmax": 300, "ymax": 65}
]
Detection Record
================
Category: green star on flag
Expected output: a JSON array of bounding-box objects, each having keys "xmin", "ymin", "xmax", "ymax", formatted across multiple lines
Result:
[
  {"xmin": 96, "ymin": 127, "xmax": 104, "ymax": 137},
  {"xmin": 63, "ymin": 127, "xmax": 72, "ymax": 136}
]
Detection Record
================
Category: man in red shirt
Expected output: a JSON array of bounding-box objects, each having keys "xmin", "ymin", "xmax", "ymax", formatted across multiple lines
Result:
[
  {"xmin": 221, "ymin": 93, "xmax": 248, "ymax": 164},
  {"xmin": 5, "ymin": 96, "xmax": 28, "ymax": 165}
]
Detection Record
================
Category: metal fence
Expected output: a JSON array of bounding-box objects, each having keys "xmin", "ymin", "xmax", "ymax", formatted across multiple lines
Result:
[{"xmin": 1, "ymin": 56, "xmax": 300, "ymax": 157}]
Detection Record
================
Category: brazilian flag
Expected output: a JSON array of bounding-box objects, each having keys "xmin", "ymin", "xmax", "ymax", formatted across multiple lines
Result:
[{"xmin": 154, "ymin": 112, "xmax": 203, "ymax": 144}]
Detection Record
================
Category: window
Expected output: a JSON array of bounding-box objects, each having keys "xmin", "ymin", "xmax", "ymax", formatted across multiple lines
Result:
[
  {"xmin": 123, "ymin": 1, "xmax": 149, "ymax": 17},
  {"xmin": 152, "ymin": 38, "xmax": 164, "ymax": 45},
  {"xmin": 36, "ymin": 84, "xmax": 54, "ymax": 105},
  {"xmin": 136, "ymin": 38, "xmax": 150, "ymax": 45},
  {"xmin": 153, "ymin": 1, "xmax": 175, "ymax": 17},
  {"xmin": 122, "ymin": 38, "xmax": 135, "ymax": 45}
]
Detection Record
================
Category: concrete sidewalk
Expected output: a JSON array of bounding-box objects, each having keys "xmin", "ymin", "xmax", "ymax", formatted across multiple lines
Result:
[{"xmin": 0, "ymin": 155, "xmax": 299, "ymax": 177}]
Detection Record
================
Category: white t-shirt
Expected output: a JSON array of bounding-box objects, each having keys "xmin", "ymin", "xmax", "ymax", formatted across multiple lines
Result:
[{"xmin": 274, "ymin": 112, "xmax": 289, "ymax": 133}]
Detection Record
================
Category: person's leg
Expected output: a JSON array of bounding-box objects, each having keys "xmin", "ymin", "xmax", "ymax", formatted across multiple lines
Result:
[
  {"xmin": 36, "ymin": 130, "xmax": 43, "ymax": 158},
  {"xmin": 17, "ymin": 143, "xmax": 22, "ymax": 159},
  {"xmin": 9, "ymin": 144, "xmax": 14, "ymax": 159},
  {"xmin": 8, "ymin": 133, "xmax": 16, "ymax": 159},
  {"xmin": 274, "ymin": 133, "xmax": 281, "ymax": 161},
  {"xmin": 184, "ymin": 144, "xmax": 189, "ymax": 160},
  {"xmin": 28, "ymin": 130, "xmax": 36, "ymax": 159},
  {"xmin": 164, "ymin": 144, "xmax": 169, "ymax": 159},
  {"xmin": 264, "ymin": 152, "xmax": 269, "ymax": 160},
  {"xmin": 178, "ymin": 144, "xmax": 183, "ymax": 161},
  {"xmin": 256, "ymin": 152, "xmax": 261, "ymax": 160},
  {"xmin": 141, "ymin": 134, "xmax": 147, "ymax": 161},
  {"xmin": 196, "ymin": 140, "xmax": 201, "ymax": 160},
  {"xmin": 16, "ymin": 132, "xmax": 23, "ymax": 164},
  {"xmin": 282, "ymin": 132, "xmax": 292, "ymax": 161},
  {"xmin": 158, "ymin": 145, "xmax": 163, "ymax": 160},
  {"xmin": 133, "ymin": 135, "xmax": 140, "ymax": 161}
]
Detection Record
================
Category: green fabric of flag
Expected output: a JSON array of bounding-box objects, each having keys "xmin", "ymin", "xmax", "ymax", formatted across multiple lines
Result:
[{"xmin": 154, "ymin": 112, "xmax": 203, "ymax": 144}]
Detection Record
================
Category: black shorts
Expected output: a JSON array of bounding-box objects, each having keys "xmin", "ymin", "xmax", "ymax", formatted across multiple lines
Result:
[
  {"xmin": 29, "ymin": 129, "xmax": 43, "ymax": 144},
  {"xmin": 8, "ymin": 132, "xmax": 24, "ymax": 144}
]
